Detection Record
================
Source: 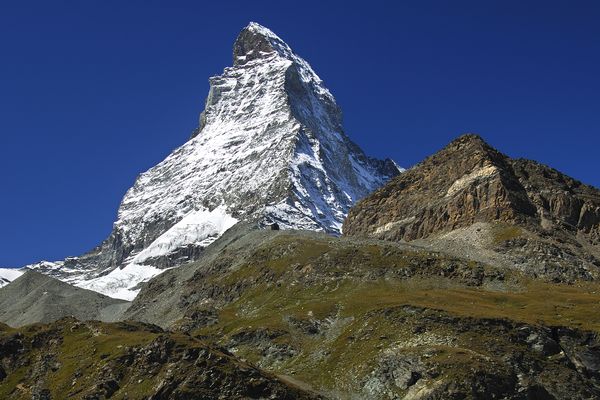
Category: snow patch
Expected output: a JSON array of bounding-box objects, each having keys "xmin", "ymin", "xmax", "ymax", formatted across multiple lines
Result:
[
  {"xmin": 78, "ymin": 263, "xmax": 165, "ymax": 301},
  {"xmin": 0, "ymin": 268, "xmax": 24, "ymax": 288},
  {"xmin": 373, "ymin": 217, "xmax": 416, "ymax": 235},
  {"xmin": 75, "ymin": 207, "xmax": 237, "ymax": 300},
  {"xmin": 131, "ymin": 206, "xmax": 238, "ymax": 264}
]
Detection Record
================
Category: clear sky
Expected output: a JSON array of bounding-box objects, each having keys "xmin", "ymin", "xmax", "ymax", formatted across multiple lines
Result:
[{"xmin": 1, "ymin": 1, "xmax": 599, "ymax": 266}]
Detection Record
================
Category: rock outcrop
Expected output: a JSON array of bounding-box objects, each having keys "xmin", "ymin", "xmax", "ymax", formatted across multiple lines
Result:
[{"xmin": 343, "ymin": 134, "xmax": 600, "ymax": 281}]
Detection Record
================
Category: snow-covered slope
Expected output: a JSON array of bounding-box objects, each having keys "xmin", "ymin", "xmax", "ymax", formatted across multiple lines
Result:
[
  {"xmin": 25, "ymin": 22, "xmax": 400, "ymax": 300},
  {"xmin": 116, "ymin": 22, "xmax": 398, "ymax": 243},
  {"xmin": 0, "ymin": 268, "xmax": 24, "ymax": 288}
]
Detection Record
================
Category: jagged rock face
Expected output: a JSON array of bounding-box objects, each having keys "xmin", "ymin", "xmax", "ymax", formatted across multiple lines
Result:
[
  {"xmin": 27, "ymin": 22, "xmax": 399, "ymax": 300},
  {"xmin": 511, "ymin": 157, "xmax": 600, "ymax": 241},
  {"xmin": 117, "ymin": 22, "xmax": 397, "ymax": 250},
  {"xmin": 344, "ymin": 134, "xmax": 600, "ymax": 242},
  {"xmin": 343, "ymin": 134, "xmax": 600, "ymax": 280}
]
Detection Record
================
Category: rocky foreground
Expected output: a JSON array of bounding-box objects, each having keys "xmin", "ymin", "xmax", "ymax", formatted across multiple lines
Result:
[
  {"xmin": 0, "ymin": 319, "xmax": 320, "ymax": 399},
  {"xmin": 127, "ymin": 225, "xmax": 600, "ymax": 399}
]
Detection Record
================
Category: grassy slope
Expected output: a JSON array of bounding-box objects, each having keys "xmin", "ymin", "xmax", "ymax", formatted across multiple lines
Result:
[
  {"xmin": 0, "ymin": 319, "xmax": 318, "ymax": 399},
  {"xmin": 0, "ymin": 320, "xmax": 161, "ymax": 399},
  {"xmin": 4, "ymin": 230, "xmax": 599, "ymax": 398},
  {"xmin": 183, "ymin": 233, "xmax": 600, "ymax": 397}
]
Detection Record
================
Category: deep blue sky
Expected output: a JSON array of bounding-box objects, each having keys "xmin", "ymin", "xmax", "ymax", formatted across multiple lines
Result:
[{"xmin": 1, "ymin": 1, "xmax": 599, "ymax": 266}]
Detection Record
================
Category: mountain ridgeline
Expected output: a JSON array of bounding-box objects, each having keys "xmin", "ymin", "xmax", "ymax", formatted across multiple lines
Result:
[
  {"xmin": 344, "ymin": 134, "xmax": 600, "ymax": 282},
  {"xmin": 26, "ymin": 22, "xmax": 399, "ymax": 300},
  {"xmin": 2, "ymin": 23, "xmax": 600, "ymax": 400}
]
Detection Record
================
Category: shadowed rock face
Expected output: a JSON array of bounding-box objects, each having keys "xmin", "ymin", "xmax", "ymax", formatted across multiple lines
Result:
[
  {"xmin": 343, "ymin": 134, "xmax": 600, "ymax": 281},
  {"xmin": 510, "ymin": 157, "xmax": 600, "ymax": 240}
]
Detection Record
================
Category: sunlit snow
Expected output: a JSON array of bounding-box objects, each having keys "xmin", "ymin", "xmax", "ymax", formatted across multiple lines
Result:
[
  {"xmin": 77, "ymin": 263, "xmax": 165, "ymax": 301},
  {"xmin": 131, "ymin": 206, "xmax": 238, "ymax": 264},
  {"xmin": 0, "ymin": 268, "xmax": 24, "ymax": 288}
]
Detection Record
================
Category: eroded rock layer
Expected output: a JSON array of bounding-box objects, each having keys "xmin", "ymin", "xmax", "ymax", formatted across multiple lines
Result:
[{"xmin": 343, "ymin": 134, "xmax": 600, "ymax": 281}]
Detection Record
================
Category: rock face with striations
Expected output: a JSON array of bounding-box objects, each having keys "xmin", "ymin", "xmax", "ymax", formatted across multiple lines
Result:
[
  {"xmin": 344, "ymin": 134, "xmax": 600, "ymax": 281},
  {"xmin": 26, "ymin": 22, "xmax": 399, "ymax": 300}
]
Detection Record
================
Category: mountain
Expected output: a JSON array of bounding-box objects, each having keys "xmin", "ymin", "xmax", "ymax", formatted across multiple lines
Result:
[
  {"xmin": 0, "ymin": 270, "xmax": 129, "ymax": 327},
  {"xmin": 8, "ymin": 19, "xmax": 599, "ymax": 398},
  {"xmin": 0, "ymin": 268, "xmax": 23, "ymax": 288},
  {"xmin": 26, "ymin": 22, "xmax": 399, "ymax": 300},
  {"xmin": 0, "ymin": 319, "xmax": 322, "ymax": 399},
  {"xmin": 344, "ymin": 134, "xmax": 600, "ymax": 282}
]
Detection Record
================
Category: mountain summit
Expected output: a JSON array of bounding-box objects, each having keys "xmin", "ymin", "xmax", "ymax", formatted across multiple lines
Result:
[
  {"xmin": 344, "ymin": 134, "xmax": 600, "ymax": 281},
  {"xmin": 232, "ymin": 22, "xmax": 291, "ymax": 66},
  {"xmin": 28, "ymin": 22, "xmax": 399, "ymax": 300}
]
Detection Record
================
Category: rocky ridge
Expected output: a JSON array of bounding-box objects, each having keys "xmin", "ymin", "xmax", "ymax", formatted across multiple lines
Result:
[{"xmin": 343, "ymin": 134, "xmax": 600, "ymax": 281}]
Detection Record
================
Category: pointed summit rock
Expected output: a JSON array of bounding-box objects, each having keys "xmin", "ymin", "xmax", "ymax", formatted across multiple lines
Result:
[
  {"xmin": 27, "ymin": 23, "xmax": 399, "ymax": 300},
  {"xmin": 344, "ymin": 134, "xmax": 600, "ymax": 281},
  {"xmin": 232, "ymin": 22, "xmax": 290, "ymax": 65}
]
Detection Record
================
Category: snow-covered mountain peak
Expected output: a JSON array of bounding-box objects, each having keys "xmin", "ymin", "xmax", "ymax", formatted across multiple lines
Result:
[{"xmin": 23, "ymin": 23, "xmax": 401, "ymax": 300}]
